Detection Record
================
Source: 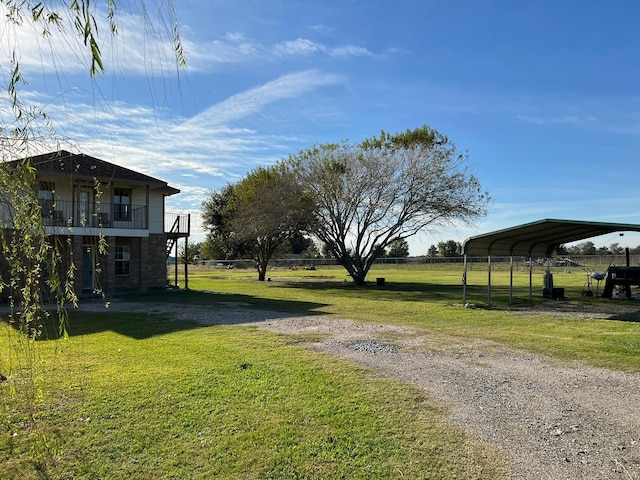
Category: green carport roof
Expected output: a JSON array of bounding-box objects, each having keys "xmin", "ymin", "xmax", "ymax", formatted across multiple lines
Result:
[{"xmin": 463, "ymin": 218, "xmax": 640, "ymax": 257}]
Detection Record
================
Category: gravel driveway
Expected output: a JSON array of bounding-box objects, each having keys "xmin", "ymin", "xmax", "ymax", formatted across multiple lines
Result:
[{"xmin": 82, "ymin": 300, "xmax": 640, "ymax": 479}]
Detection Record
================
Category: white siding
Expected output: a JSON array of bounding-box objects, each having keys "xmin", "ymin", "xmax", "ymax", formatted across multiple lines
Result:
[{"xmin": 148, "ymin": 192, "xmax": 165, "ymax": 233}]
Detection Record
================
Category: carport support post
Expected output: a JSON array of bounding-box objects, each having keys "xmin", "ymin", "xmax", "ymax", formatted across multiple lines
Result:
[
  {"xmin": 487, "ymin": 255, "xmax": 492, "ymax": 306},
  {"xmin": 462, "ymin": 254, "xmax": 468, "ymax": 304},
  {"xmin": 529, "ymin": 257, "xmax": 533, "ymax": 302},
  {"xmin": 509, "ymin": 256, "xmax": 514, "ymax": 305}
]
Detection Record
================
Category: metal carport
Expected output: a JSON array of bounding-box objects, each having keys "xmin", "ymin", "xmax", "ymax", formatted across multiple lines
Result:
[{"xmin": 461, "ymin": 219, "xmax": 640, "ymax": 305}]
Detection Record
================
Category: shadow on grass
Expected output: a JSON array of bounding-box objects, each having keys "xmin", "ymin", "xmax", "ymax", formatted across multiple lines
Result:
[
  {"xmin": 117, "ymin": 288, "xmax": 327, "ymax": 313},
  {"xmin": 609, "ymin": 311, "xmax": 640, "ymax": 322},
  {"xmin": 273, "ymin": 278, "xmax": 640, "ymax": 312},
  {"xmin": 0, "ymin": 290, "xmax": 328, "ymax": 341},
  {"xmin": 281, "ymin": 279, "xmax": 463, "ymax": 300},
  {"xmin": 279, "ymin": 279, "xmax": 518, "ymax": 306}
]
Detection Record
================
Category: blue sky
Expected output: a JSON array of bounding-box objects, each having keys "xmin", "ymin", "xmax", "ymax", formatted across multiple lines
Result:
[{"xmin": 4, "ymin": 0, "xmax": 640, "ymax": 254}]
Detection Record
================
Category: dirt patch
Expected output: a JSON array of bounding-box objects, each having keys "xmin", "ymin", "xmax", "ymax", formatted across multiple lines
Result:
[{"xmin": 78, "ymin": 299, "xmax": 640, "ymax": 479}]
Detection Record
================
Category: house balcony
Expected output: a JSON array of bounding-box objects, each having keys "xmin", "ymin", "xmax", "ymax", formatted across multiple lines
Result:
[
  {"xmin": 165, "ymin": 213, "xmax": 190, "ymax": 236},
  {"xmin": 42, "ymin": 199, "xmax": 148, "ymax": 230},
  {"xmin": 164, "ymin": 213, "xmax": 190, "ymax": 259}
]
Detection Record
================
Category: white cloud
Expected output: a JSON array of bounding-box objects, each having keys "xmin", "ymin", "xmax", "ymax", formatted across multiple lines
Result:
[
  {"xmin": 273, "ymin": 38, "xmax": 324, "ymax": 57},
  {"xmin": 330, "ymin": 45, "xmax": 374, "ymax": 58},
  {"xmin": 1, "ymin": 1, "xmax": 376, "ymax": 80},
  {"xmin": 182, "ymin": 33, "xmax": 264, "ymax": 68},
  {"xmin": 181, "ymin": 70, "xmax": 345, "ymax": 126},
  {"xmin": 516, "ymin": 114, "xmax": 599, "ymax": 126},
  {"xmin": 184, "ymin": 33, "xmax": 375, "ymax": 71},
  {"xmin": 309, "ymin": 24, "xmax": 334, "ymax": 35}
]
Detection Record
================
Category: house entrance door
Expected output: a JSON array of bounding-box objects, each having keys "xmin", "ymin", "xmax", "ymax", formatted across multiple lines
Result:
[{"xmin": 82, "ymin": 245, "xmax": 95, "ymax": 292}]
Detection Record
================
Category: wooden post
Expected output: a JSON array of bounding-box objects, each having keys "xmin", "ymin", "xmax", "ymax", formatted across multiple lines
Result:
[
  {"xmin": 174, "ymin": 215, "xmax": 179, "ymax": 287},
  {"xmin": 184, "ymin": 215, "xmax": 189, "ymax": 290}
]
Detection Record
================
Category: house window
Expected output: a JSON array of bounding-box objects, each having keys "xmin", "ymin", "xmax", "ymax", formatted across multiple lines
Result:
[
  {"xmin": 115, "ymin": 245, "xmax": 131, "ymax": 275},
  {"xmin": 38, "ymin": 182, "xmax": 55, "ymax": 217},
  {"xmin": 113, "ymin": 188, "xmax": 131, "ymax": 221}
]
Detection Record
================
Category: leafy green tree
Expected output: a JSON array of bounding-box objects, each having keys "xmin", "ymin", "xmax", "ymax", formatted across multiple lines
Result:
[
  {"xmin": 427, "ymin": 245, "xmax": 438, "ymax": 258},
  {"xmin": 568, "ymin": 241, "xmax": 597, "ymax": 255},
  {"xmin": 386, "ymin": 238, "xmax": 410, "ymax": 258},
  {"xmin": 300, "ymin": 241, "xmax": 321, "ymax": 259},
  {"xmin": 438, "ymin": 240, "xmax": 462, "ymax": 257},
  {"xmin": 609, "ymin": 243, "xmax": 624, "ymax": 255},
  {"xmin": 291, "ymin": 126, "xmax": 490, "ymax": 285},
  {"xmin": 179, "ymin": 242, "xmax": 202, "ymax": 264},
  {"xmin": 203, "ymin": 163, "xmax": 316, "ymax": 281},
  {"xmin": 201, "ymin": 184, "xmax": 248, "ymax": 260},
  {"xmin": 288, "ymin": 233, "xmax": 314, "ymax": 255},
  {"xmin": 199, "ymin": 235, "xmax": 227, "ymax": 260}
]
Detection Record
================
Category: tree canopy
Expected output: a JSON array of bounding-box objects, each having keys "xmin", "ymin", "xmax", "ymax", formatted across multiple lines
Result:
[
  {"xmin": 290, "ymin": 125, "xmax": 490, "ymax": 285},
  {"xmin": 202, "ymin": 163, "xmax": 316, "ymax": 281},
  {"xmin": 386, "ymin": 238, "xmax": 410, "ymax": 258}
]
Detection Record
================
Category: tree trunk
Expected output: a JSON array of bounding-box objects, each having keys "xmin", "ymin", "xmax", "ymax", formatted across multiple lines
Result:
[
  {"xmin": 339, "ymin": 256, "xmax": 368, "ymax": 286},
  {"xmin": 257, "ymin": 261, "xmax": 268, "ymax": 281},
  {"xmin": 257, "ymin": 267, "xmax": 266, "ymax": 281}
]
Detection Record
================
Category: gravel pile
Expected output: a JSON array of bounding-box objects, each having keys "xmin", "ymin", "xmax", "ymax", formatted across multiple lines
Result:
[
  {"xmin": 346, "ymin": 339, "xmax": 399, "ymax": 354},
  {"xmin": 76, "ymin": 300, "xmax": 640, "ymax": 479}
]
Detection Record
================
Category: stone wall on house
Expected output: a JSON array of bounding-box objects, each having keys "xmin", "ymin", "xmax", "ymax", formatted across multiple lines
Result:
[
  {"xmin": 108, "ymin": 234, "xmax": 168, "ymax": 294},
  {"xmin": 102, "ymin": 235, "xmax": 115, "ymax": 295},
  {"xmin": 1, "ymin": 231, "xmax": 172, "ymax": 300}
]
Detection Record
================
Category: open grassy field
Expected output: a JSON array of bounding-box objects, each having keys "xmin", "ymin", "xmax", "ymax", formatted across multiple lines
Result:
[
  {"xmin": 1, "ymin": 262, "xmax": 639, "ymax": 478},
  {"xmin": 173, "ymin": 262, "xmax": 640, "ymax": 371}
]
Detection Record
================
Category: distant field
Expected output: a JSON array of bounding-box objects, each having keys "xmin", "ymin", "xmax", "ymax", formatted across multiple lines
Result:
[{"xmin": 174, "ymin": 260, "xmax": 620, "ymax": 306}]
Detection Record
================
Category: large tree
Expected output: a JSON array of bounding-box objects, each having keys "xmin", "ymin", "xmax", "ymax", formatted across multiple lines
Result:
[
  {"xmin": 291, "ymin": 126, "xmax": 490, "ymax": 285},
  {"xmin": 203, "ymin": 163, "xmax": 316, "ymax": 281}
]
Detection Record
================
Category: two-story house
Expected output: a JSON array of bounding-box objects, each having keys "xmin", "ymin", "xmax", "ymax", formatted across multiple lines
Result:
[{"xmin": 6, "ymin": 150, "xmax": 189, "ymax": 296}]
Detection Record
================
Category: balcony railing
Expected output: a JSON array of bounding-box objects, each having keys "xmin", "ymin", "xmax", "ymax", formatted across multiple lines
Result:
[
  {"xmin": 165, "ymin": 213, "xmax": 190, "ymax": 235},
  {"xmin": 42, "ymin": 199, "xmax": 148, "ymax": 230}
]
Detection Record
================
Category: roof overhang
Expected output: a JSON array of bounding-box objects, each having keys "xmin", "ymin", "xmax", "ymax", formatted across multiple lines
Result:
[
  {"xmin": 6, "ymin": 150, "xmax": 180, "ymax": 196},
  {"xmin": 463, "ymin": 219, "xmax": 640, "ymax": 257}
]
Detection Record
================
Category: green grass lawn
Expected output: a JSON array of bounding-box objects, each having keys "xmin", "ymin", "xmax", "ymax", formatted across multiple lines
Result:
[
  {"xmin": 170, "ymin": 263, "xmax": 640, "ymax": 371},
  {"xmin": 2, "ymin": 262, "xmax": 639, "ymax": 478},
  {"xmin": 0, "ymin": 309, "xmax": 502, "ymax": 479}
]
